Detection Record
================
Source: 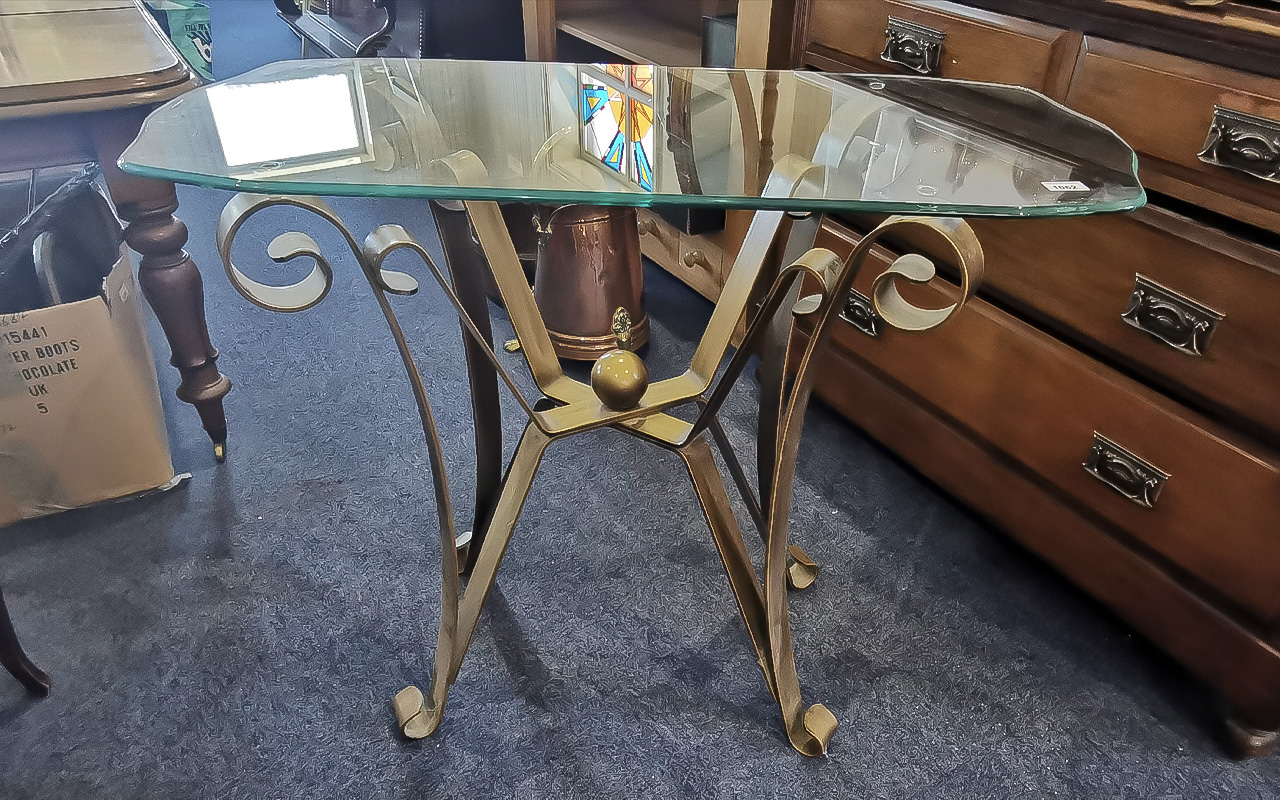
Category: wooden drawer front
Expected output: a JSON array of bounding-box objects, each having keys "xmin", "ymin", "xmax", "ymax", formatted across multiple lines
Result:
[
  {"xmin": 815, "ymin": 219, "xmax": 1280, "ymax": 623},
  {"xmin": 880, "ymin": 207, "xmax": 1280, "ymax": 439},
  {"xmin": 1068, "ymin": 37, "xmax": 1280, "ymax": 235},
  {"xmin": 678, "ymin": 231, "xmax": 725, "ymax": 301},
  {"xmin": 804, "ymin": 0, "xmax": 1078, "ymax": 97},
  {"xmin": 638, "ymin": 210, "xmax": 725, "ymax": 301},
  {"xmin": 637, "ymin": 209, "xmax": 678, "ymax": 266}
]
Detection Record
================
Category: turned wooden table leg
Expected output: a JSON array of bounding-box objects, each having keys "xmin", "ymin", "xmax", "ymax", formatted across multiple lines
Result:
[
  {"xmin": 95, "ymin": 112, "xmax": 232, "ymax": 460},
  {"xmin": 0, "ymin": 586, "xmax": 50, "ymax": 697},
  {"xmin": 117, "ymin": 187, "xmax": 232, "ymax": 458}
]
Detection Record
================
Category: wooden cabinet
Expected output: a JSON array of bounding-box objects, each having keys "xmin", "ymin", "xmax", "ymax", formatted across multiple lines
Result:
[
  {"xmin": 277, "ymin": 0, "xmax": 526, "ymax": 60},
  {"xmin": 1067, "ymin": 37, "xmax": 1280, "ymax": 235},
  {"xmin": 788, "ymin": 0, "xmax": 1280, "ymax": 755},
  {"xmin": 879, "ymin": 209, "xmax": 1280, "ymax": 443},
  {"xmin": 803, "ymin": 0, "xmax": 1079, "ymax": 98},
  {"xmin": 817, "ymin": 219, "xmax": 1280, "ymax": 627}
]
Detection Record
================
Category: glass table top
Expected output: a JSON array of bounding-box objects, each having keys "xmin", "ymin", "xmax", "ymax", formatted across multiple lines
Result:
[{"xmin": 119, "ymin": 59, "xmax": 1144, "ymax": 217}]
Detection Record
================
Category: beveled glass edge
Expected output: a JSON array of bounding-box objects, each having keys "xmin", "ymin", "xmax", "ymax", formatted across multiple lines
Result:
[
  {"xmin": 117, "ymin": 156, "xmax": 1146, "ymax": 217},
  {"xmin": 117, "ymin": 63, "xmax": 1148, "ymax": 219},
  {"xmin": 852, "ymin": 74, "xmax": 1141, "ymax": 185}
]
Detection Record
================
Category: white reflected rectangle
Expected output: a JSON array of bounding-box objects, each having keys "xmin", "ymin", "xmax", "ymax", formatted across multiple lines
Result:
[{"xmin": 208, "ymin": 73, "xmax": 362, "ymax": 168}]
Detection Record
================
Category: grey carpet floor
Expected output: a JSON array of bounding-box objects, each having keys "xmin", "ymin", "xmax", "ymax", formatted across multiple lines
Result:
[{"xmin": 3, "ymin": 2, "xmax": 1280, "ymax": 797}]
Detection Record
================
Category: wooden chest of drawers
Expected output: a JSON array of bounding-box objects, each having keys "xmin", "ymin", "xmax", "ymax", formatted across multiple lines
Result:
[{"xmin": 787, "ymin": 0, "xmax": 1280, "ymax": 757}]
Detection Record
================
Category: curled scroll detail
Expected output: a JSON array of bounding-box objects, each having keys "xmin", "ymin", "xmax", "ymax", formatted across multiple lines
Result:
[
  {"xmin": 216, "ymin": 192, "xmax": 461, "ymax": 739},
  {"xmin": 215, "ymin": 193, "xmax": 421, "ymax": 313},
  {"xmin": 733, "ymin": 214, "xmax": 983, "ymax": 755},
  {"xmin": 869, "ymin": 216, "xmax": 984, "ymax": 333}
]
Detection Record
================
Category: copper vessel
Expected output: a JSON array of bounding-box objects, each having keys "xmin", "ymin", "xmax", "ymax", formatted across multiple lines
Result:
[{"xmin": 532, "ymin": 205, "xmax": 648, "ymax": 360}]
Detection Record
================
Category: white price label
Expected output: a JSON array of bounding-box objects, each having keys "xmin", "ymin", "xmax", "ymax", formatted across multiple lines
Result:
[{"xmin": 1041, "ymin": 180, "xmax": 1090, "ymax": 192}]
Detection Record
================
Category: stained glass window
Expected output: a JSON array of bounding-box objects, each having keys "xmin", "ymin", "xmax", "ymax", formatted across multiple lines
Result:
[
  {"xmin": 581, "ymin": 73, "xmax": 626, "ymax": 174},
  {"xmin": 631, "ymin": 100, "xmax": 654, "ymax": 191},
  {"xmin": 579, "ymin": 65, "xmax": 658, "ymax": 191},
  {"xmin": 630, "ymin": 65, "xmax": 653, "ymax": 96}
]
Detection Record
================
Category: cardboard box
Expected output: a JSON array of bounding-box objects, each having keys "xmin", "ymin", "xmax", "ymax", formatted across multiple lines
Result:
[
  {"xmin": 0, "ymin": 244, "xmax": 176, "ymax": 526},
  {"xmin": 146, "ymin": 0, "xmax": 213, "ymax": 81}
]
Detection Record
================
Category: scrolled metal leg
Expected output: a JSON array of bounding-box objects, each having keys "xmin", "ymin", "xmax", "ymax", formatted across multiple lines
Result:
[
  {"xmin": 761, "ymin": 216, "xmax": 982, "ymax": 754},
  {"xmin": 394, "ymin": 423, "xmax": 551, "ymax": 738},
  {"xmin": 680, "ymin": 433, "xmax": 834, "ymax": 754},
  {"xmin": 210, "ymin": 170, "xmax": 985, "ymax": 756},
  {"xmin": 680, "ymin": 436, "xmax": 778, "ymax": 700},
  {"xmin": 430, "ymin": 200, "xmax": 503, "ymax": 574},
  {"xmin": 755, "ymin": 213, "xmax": 823, "ymax": 590}
]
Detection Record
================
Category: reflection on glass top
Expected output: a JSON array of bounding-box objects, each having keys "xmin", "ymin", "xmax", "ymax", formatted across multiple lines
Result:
[{"xmin": 119, "ymin": 59, "xmax": 1145, "ymax": 216}]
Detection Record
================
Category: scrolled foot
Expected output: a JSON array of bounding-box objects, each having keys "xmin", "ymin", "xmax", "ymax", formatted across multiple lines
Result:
[
  {"xmin": 393, "ymin": 685, "xmax": 441, "ymax": 739},
  {"xmin": 786, "ymin": 545, "xmax": 819, "ymax": 590},
  {"xmin": 787, "ymin": 703, "xmax": 838, "ymax": 757},
  {"xmin": 1226, "ymin": 716, "xmax": 1279, "ymax": 759}
]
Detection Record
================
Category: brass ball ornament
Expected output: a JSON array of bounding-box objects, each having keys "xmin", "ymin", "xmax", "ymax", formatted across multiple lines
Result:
[{"xmin": 590, "ymin": 349, "xmax": 649, "ymax": 410}]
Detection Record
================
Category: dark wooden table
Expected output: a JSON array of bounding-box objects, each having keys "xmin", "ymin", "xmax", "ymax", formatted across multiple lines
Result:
[{"xmin": 0, "ymin": 0, "xmax": 231, "ymax": 695}]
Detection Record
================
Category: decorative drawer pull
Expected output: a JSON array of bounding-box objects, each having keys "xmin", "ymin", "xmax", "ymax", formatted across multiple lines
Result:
[
  {"xmin": 1083, "ymin": 432, "xmax": 1170, "ymax": 509},
  {"xmin": 1198, "ymin": 106, "xmax": 1280, "ymax": 184},
  {"xmin": 881, "ymin": 16, "xmax": 945, "ymax": 76},
  {"xmin": 683, "ymin": 249, "xmax": 712, "ymax": 270},
  {"xmin": 841, "ymin": 288, "xmax": 882, "ymax": 337},
  {"xmin": 1120, "ymin": 274, "xmax": 1223, "ymax": 357}
]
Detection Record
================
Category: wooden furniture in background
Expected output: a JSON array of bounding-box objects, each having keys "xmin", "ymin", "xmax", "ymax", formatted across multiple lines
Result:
[
  {"xmin": 0, "ymin": 588, "xmax": 48, "ymax": 696},
  {"xmin": 521, "ymin": 0, "xmax": 796, "ymax": 304},
  {"xmin": 0, "ymin": 0, "xmax": 230, "ymax": 456},
  {"xmin": 275, "ymin": 0, "xmax": 526, "ymax": 60},
  {"xmin": 0, "ymin": 0, "xmax": 231, "ymax": 696},
  {"xmin": 783, "ymin": 0, "xmax": 1280, "ymax": 758}
]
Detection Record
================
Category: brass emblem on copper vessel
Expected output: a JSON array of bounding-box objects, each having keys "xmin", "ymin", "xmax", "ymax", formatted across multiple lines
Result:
[{"xmin": 611, "ymin": 307, "xmax": 633, "ymax": 350}]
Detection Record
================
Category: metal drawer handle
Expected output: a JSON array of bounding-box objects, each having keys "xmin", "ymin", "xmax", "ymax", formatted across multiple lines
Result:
[
  {"xmin": 1083, "ymin": 432, "xmax": 1170, "ymax": 509},
  {"xmin": 841, "ymin": 288, "xmax": 882, "ymax": 337},
  {"xmin": 1120, "ymin": 274, "xmax": 1224, "ymax": 357},
  {"xmin": 1198, "ymin": 106, "xmax": 1280, "ymax": 184},
  {"xmin": 881, "ymin": 16, "xmax": 945, "ymax": 76}
]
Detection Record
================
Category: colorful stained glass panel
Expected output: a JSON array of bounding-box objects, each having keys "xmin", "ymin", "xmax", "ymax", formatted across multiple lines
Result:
[
  {"xmin": 630, "ymin": 64, "xmax": 653, "ymax": 96},
  {"xmin": 581, "ymin": 72, "xmax": 626, "ymax": 174},
  {"xmin": 630, "ymin": 99, "xmax": 654, "ymax": 191},
  {"xmin": 604, "ymin": 63, "xmax": 627, "ymax": 82}
]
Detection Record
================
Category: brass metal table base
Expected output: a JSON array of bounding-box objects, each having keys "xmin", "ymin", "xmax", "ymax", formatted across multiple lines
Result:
[{"xmin": 214, "ymin": 153, "xmax": 983, "ymax": 756}]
